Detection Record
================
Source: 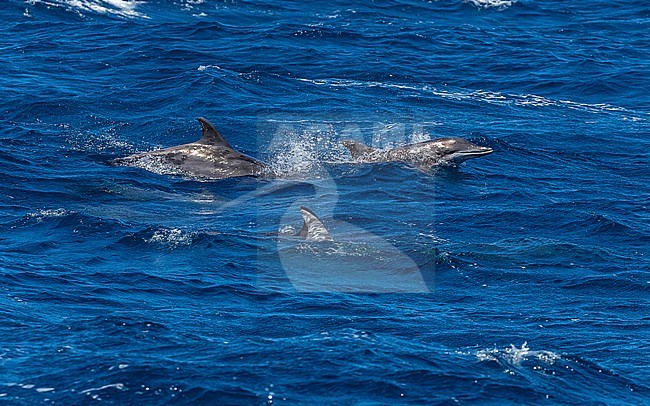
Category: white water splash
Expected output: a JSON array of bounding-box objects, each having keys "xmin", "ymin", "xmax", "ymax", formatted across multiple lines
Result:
[
  {"xmin": 145, "ymin": 228, "xmax": 194, "ymax": 248},
  {"xmin": 117, "ymin": 155, "xmax": 193, "ymax": 178},
  {"xmin": 180, "ymin": 0, "xmax": 205, "ymax": 11},
  {"xmin": 464, "ymin": 0, "xmax": 518, "ymax": 10},
  {"xmin": 278, "ymin": 225, "xmax": 297, "ymax": 236},
  {"xmin": 476, "ymin": 342, "xmax": 561, "ymax": 366},
  {"xmin": 26, "ymin": 208, "xmax": 73, "ymax": 222},
  {"xmin": 26, "ymin": 0, "xmax": 148, "ymax": 19},
  {"xmin": 265, "ymin": 125, "xmax": 347, "ymax": 179},
  {"xmin": 65, "ymin": 127, "xmax": 135, "ymax": 153},
  {"xmin": 267, "ymin": 133, "xmax": 319, "ymax": 178},
  {"xmin": 198, "ymin": 64, "xmax": 221, "ymax": 72}
]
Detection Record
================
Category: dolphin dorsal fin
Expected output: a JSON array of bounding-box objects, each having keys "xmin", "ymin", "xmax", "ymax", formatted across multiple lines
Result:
[
  {"xmin": 299, "ymin": 206, "xmax": 333, "ymax": 242},
  {"xmin": 341, "ymin": 140, "xmax": 376, "ymax": 159},
  {"xmin": 197, "ymin": 117, "xmax": 233, "ymax": 148}
]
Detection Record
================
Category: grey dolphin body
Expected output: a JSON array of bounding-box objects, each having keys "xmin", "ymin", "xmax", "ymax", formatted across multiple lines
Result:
[
  {"xmin": 341, "ymin": 137, "xmax": 493, "ymax": 169},
  {"xmin": 111, "ymin": 118, "xmax": 267, "ymax": 179},
  {"xmin": 299, "ymin": 206, "xmax": 333, "ymax": 241}
]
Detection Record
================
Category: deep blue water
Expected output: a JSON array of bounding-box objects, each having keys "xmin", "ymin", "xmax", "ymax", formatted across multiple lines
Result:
[{"xmin": 1, "ymin": 0, "xmax": 649, "ymax": 403}]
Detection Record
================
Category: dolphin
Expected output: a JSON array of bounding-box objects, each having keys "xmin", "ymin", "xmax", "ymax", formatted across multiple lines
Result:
[
  {"xmin": 298, "ymin": 206, "xmax": 333, "ymax": 242},
  {"xmin": 110, "ymin": 117, "xmax": 267, "ymax": 180},
  {"xmin": 280, "ymin": 206, "xmax": 431, "ymax": 293},
  {"xmin": 341, "ymin": 137, "xmax": 493, "ymax": 169}
]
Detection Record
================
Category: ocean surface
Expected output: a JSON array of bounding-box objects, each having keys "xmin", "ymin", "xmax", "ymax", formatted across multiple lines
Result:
[{"xmin": 1, "ymin": 0, "xmax": 649, "ymax": 403}]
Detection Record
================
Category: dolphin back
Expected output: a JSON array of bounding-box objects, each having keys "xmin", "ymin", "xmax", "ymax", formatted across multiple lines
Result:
[
  {"xmin": 299, "ymin": 206, "xmax": 333, "ymax": 241},
  {"xmin": 341, "ymin": 140, "xmax": 376, "ymax": 159},
  {"xmin": 197, "ymin": 117, "xmax": 233, "ymax": 148},
  {"xmin": 109, "ymin": 117, "xmax": 267, "ymax": 180}
]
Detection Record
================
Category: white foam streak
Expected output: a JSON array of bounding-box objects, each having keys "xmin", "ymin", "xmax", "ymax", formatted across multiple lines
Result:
[
  {"xmin": 80, "ymin": 383, "xmax": 125, "ymax": 394},
  {"xmin": 26, "ymin": 0, "xmax": 148, "ymax": 19},
  {"xmin": 296, "ymin": 76, "xmax": 642, "ymax": 117},
  {"xmin": 35, "ymin": 387, "xmax": 55, "ymax": 393},
  {"xmin": 198, "ymin": 65, "xmax": 642, "ymax": 117},
  {"xmin": 27, "ymin": 208, "xmax": 73, "ymax": 222}
]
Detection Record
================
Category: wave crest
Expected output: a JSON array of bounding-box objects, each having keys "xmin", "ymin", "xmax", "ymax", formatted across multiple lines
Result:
[
  {"xmin": 464, "ymin": 0, "xmax": 518, "ymax": 10},
  {"xmin": 144, "ymin": 228, "xmax": 195, "ymax": 248},
  {"xmin": 477, "ymin": 342, "xmax": 560, "ymax": 366},
  {"xmin": 27, "ymin": 0, "xmax": 148, "ymax": 19}
]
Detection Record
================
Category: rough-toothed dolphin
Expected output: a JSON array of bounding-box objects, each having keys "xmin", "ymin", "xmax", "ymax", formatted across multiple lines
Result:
[
  {"xmin": 299, "ymin": 206, "xmax": 333, "ymax": 242},
  {"xmin": 341, "ymin": 137, "xmax": 493, "ymax": 169},
  {"xmin": 280, "ymin": 206, "xmax": 431, "ymax": 293},
  {"xmin": 110, "ymin": 117, "xmax": 267, "ymax": 179}
]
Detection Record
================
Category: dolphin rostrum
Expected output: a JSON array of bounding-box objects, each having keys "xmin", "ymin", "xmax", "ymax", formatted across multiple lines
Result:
[
  {"xmin": 110, "ymin": 117, "xmax": 267, "ymax": 180},
  {"xmin": 299, "ymin": 206, "xmax": 333, "ymax": 242},
  {"xmin": 341, "ymin": 137, "xmax": 493, "ymax": 169}
]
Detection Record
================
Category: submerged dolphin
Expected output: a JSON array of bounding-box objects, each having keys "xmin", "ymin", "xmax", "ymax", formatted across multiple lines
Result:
[
  {"xmin": 111, "ymin": 117, "xmax": 267, "ymax": 179},
  {"xmin": 298, "ymin": 206, "xmax": 333, "ymax": 242},
  {"xmin": 341, "ymin": 137, "xmax": 493, "ymax": 169},
  {"xmin": 280, "ymin": 206, "xmax": 431, "ymax": 292}
]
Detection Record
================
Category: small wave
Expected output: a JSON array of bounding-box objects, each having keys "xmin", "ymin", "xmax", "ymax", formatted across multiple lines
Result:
[
  {"xmin": 464, "ymin": 0, "xmax": 518, "ymax": 10},
  {"xmin": 198, "ymin": 64, "xmax": 636, "ymax": 117},
  {"xmin": 476, "ymin": 342, "xmax": 560, "ymax": 366},
  {"xmin": 562, "ymin": 275, "xmax": 650, "ymax": 293},
  {"xmin": 197, "ymin": 64, "xmax": 219, "ymax": 72},
  {"xmin": 474, "ymin": 343, "xmax": 649, "ymax": 402},
  {"xmin": 293, "ymin": 77, "xmax": 643, "ymax": 117},
  {"xmin": 145, "ymin": 228, "xmax": 195, "ymax": 248},
  {"xmin": 179, "ymin": 0, "xmax": 205, "ymax": 12},
  {"xmin": 25, "ymin": 208, "xmax": 74, "ymax": 222},
  {"xmin": 27, "ymin": 0, "xmax": 148, "ymax": 19}
]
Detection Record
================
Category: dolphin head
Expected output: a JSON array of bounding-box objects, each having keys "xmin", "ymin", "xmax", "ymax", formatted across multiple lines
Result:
[{"xmin": 432, "ymin": 137, "xmax": 493, "ymax": 165}]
